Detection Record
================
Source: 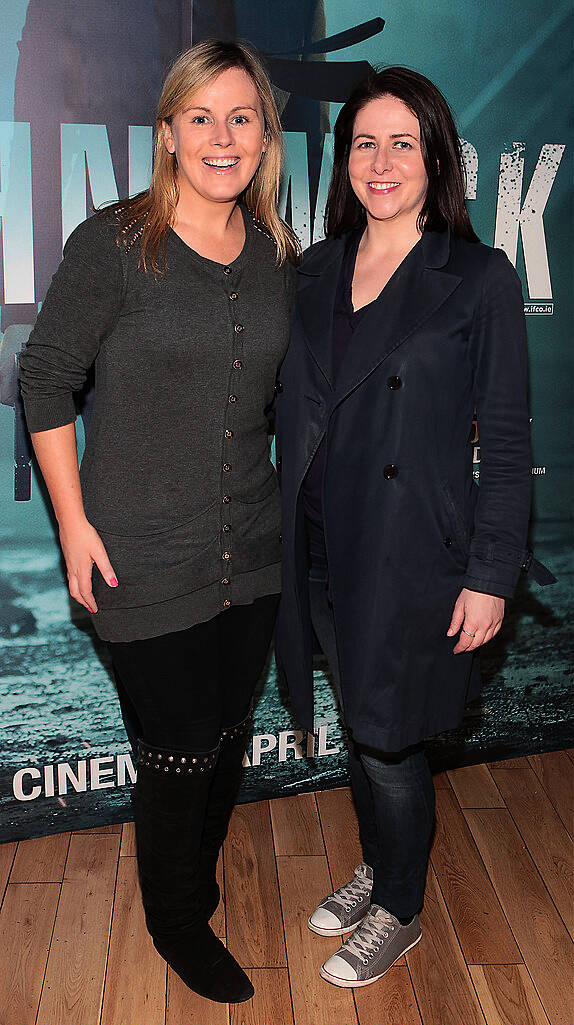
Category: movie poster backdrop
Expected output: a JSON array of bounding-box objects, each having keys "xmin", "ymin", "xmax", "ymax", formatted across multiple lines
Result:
[{"xmin": 0, "ymin": 0, "xmax": 572, "ymax": 839}]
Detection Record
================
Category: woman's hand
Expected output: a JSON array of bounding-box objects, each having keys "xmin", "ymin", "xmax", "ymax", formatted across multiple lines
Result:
[
  {"xmin": 28, "ymin": 424, "xmax": 118, "ymax": 614},
  {"xmin": 59, "ymin": 517, "xmax": 118, "ymax": 614},
  {"xmin": 447, "ymin": 587, "xmax": 505, "ymax": 653}
]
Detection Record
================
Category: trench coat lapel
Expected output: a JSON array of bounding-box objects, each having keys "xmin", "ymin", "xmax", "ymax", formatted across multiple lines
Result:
[
  {"xmin": 334, "ymin": 228, "xmax": 462, "ymax": 403},
  {"xmin": 296, "ymin": 237, "xmax": 346, "ymax": 387}
]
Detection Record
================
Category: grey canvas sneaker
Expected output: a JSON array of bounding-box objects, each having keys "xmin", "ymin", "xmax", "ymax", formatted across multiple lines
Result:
[
  {"xmin": 319, "ymin": 904, "xmax": 422, "ymax": 987},
  {"xmin": 308, "ymin": 863, "xmax": 373, "ymax": 937}
]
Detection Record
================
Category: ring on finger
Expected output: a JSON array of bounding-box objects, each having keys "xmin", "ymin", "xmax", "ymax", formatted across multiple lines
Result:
[{"xmin": 462, "ymin": 628, "xmax": 476, "ymax": 638}]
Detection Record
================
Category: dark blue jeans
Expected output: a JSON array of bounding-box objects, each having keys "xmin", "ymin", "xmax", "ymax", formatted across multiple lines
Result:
[{"xmin": 307, "ymin": 519, "xmax": 435, "ymax": 919}]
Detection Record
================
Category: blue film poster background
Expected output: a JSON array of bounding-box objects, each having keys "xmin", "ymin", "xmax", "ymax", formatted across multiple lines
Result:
[{"xmin": 0, "ymin": 0, "xmax": 572, "ymax": 840}]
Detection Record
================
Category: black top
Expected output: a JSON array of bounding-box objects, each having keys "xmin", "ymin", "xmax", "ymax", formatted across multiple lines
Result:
[{"xmin": 302, "ymin": 229, "xmax": 371, "ymax": 526}]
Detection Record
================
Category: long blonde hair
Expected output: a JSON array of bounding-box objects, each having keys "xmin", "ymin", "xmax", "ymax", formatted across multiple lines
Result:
[{"xmin": 112, "ymin": 40, "xmax": 300, "ymax": 270}]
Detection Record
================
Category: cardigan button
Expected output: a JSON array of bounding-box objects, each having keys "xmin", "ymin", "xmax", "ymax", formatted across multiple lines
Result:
[
  {"xmin": 383, "ymin": 464, "xmax": 399, "ymax": 479},
  {"xmin": 223, "ymin": 463, "xmax": 232, "ymax": 472},
  {"xmin": 228, "ymin": 394, "xmax": 237, "ymax": 403},
  {"xmin": 234, "ymin": 323, "xmax": 244, "ymax": 333},
  {"xmin": 221, "ymin": 577, "xmax": 230, "ymax": 585},
  {"xmin": 223, "ymin": 266, "xmax": 232, "ymax": 275},
  {"xmin": 275, "ymin": 381, "xmax": 283, "ymax": 393},
  {"xmin": 387, "ymin": 375, "xmax": 402, "ymax": 390},
  {"xmin": 229, "ymin": 291, "xmax": 238, "ymax": 300},
  {"xmin": 233, "ymin": 359, "xmax": 243, "ymax": 370},
  {"xmin": 443, "ymin": 537, "xmax": 452, "ymax": 547}
]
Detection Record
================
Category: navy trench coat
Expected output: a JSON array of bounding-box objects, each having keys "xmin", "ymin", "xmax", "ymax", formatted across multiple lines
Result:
[{"xmin": 274, "ymin": 227, "xmax": 537, "ymax": 752}]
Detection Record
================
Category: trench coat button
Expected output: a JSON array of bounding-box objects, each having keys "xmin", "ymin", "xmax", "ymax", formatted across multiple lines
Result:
[
  {"xmin": 223, "ymin": 266, "xmax": 232, "ymax": 275},
  {"xmin": 387, "ymin": 375, "xmax": 402, "ymax": 390},
  {"xmin": 233, "ymin": 359, "xmax": 243, "ymax": 370},
  {"xmin": 443, "ymin": 537, "xmax": 452, "ymax": 547},
  {"xmin": 383, "ymin": 464, "xmax": 399, "ymax": 479},
  {"xmin": 275, "ymin": 381, "xmax": 283, "ymax": 393}
]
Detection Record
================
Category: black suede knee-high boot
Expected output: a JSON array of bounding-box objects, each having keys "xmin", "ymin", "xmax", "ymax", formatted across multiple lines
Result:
[
  {"xmin": 199, "ymin": 710, "xmax": 252, "ymax": 919},
  {"xmin": 134, "ymin": 740, "xmax": 254, "ymax": 1004}
]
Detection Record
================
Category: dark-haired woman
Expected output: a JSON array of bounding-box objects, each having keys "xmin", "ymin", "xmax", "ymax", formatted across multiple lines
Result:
[
  {"xmin": 20, "ymin": 41, "xmax": 298, "ymax": 1004},
  {"xmin": 275, "ymin": 66, "xmax": 551, "ymax": 988}
]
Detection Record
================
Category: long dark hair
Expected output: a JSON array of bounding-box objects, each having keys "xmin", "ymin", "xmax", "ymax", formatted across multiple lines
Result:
[{"xmin": 325, "ymin": 66, "xmax": 478, "ymax": 242}]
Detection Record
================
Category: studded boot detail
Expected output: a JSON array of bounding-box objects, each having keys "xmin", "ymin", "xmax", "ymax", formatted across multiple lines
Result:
[{"xmin": 134, "ymin": 739, "xmax": 253, "ymax": 1003}]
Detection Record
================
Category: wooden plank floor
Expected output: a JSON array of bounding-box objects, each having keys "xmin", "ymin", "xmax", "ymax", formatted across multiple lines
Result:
[{"xmin": 0, "ymin": 750, "xmax": 572, "ymax": 1025}]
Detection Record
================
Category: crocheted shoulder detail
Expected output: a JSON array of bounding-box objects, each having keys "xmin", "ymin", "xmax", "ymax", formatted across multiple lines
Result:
[
  {"xmin": 104, "ymin": 203, "xmax": 146, "ymax": 253},
  {"xmin": 251, "ymin": 215, "xmax": 275, "ymax": 244}
]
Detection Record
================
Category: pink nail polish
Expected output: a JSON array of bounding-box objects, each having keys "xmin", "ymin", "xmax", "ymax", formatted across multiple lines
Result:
[
  {"xmin": 110, "ymin": 577, "xmax": 118, "ymax": 587},
  {"xmin": 89, "ymin": 608, "xmax": 97, "ymax": 614}
]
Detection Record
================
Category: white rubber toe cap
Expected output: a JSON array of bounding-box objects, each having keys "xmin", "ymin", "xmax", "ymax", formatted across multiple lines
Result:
[
  {"xmin": 321, "ymin": 953, "xmax": 359, "ymax": 982},
  {"xmin": 309, "ymin": 907, "xmax": 342, "ymax": 932}
]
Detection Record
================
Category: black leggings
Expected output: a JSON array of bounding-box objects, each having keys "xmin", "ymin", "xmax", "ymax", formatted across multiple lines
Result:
[{"xmin": 108, "ymin": 595, "xmax": 279, "ymax": 752}]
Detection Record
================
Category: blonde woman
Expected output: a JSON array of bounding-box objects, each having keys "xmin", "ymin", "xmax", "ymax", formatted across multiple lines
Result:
[{"xmin": 20, "ymin": 40, "xmax": 299, "ymax": 1004}]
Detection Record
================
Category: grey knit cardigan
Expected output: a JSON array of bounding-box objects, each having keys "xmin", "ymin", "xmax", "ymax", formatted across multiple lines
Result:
[{"xmin": 20, "ymin": 207, "xmax": 296, "ymax": 641}]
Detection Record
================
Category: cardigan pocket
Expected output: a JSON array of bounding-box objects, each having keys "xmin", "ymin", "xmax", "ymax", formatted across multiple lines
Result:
[
  {"xmin": 92, "ymin": 502, "xmax": 220, "ymax": 608},
  {"xmin": 234, "ymin": 467, "xmax": 277, "ymax": 504},
  {"xmin": 233, "ymin": 483, "xmax": 281, "ymax": 575}
]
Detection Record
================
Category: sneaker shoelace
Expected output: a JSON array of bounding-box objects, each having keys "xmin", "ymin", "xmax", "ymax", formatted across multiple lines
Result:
[
  {"xmin": 325, "ymin": 865, "xmax": 372, "ymax": 914},
  {"xmin": 341, "ymin": 906, "xmax": 397, "ymax": 963}
]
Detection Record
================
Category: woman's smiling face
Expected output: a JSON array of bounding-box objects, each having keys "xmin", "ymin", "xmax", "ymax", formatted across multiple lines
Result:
[
  {"xmin": 348, "ymin": 94, "xmax": 428, "ymax": 229},
  {"xmin": 162, "ymin": 66, "xmax": 266, "ymax": 207}
]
